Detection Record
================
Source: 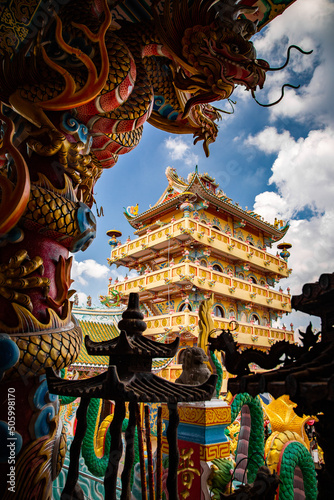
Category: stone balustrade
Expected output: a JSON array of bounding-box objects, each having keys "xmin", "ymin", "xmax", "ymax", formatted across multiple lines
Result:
[
  {"xmin": 142, "ymin": 310, "xmax": 294, "ymax": 347},
  {"xmin": 109, "ymin": 218, "xmax": 290, "ymax": 277},
  {"xmin": 109, "ymin": 262, "xmax": 291, "ymax": 313}
]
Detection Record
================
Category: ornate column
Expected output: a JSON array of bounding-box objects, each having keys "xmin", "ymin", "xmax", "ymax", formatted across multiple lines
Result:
[
  {"xmin": 162, "ymin": 400, "xmax": 231, "ymax": 499},
  {"xmin": 0, "ymin": 105, "xmax": 96, "ymax": 498}
]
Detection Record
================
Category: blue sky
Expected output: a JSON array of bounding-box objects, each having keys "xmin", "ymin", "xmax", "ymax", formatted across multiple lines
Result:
[{"xmin": 71, "ymin": 0, "xmax": 334, "ymax": 334}]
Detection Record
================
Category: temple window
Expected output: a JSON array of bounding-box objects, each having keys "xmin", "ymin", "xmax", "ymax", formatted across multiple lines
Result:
[
  {"xmin": 179, "ymin": 303, "xmax": 192, "ymax": 312},
  {"xmin": 213, "ymin": 264, "xmax": 223, "ymax": 273},
  {"xmin": 251, "ymin": 314, "xmax": 260, "ymax": 325},
  {"xmin": 214, "ymin": 305, "xmax": 225, "ymax": 317}
]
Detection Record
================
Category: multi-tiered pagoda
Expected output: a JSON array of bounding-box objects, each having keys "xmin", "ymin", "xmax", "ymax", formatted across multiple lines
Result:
[{"xmin": 108, "ymin": 167, "xmax": 293, "ymax": 385}]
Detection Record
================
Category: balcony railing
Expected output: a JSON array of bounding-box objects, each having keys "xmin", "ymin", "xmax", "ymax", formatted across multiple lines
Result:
[
  {"xmin": 109, "ymin": 217, "xmax": 289, "ymax": 277},
  {"xmin": 110, "ymin": 262, "xmax": 291, "ymax": 313},
  {"xmin": 142, "ymin": 311, "xmax": 294, "ymax": 347}
]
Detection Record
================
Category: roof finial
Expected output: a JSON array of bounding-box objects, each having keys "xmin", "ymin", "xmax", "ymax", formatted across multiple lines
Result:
[{"xmin": 195, "ymin": 165, "xmax": 198, "ymax": 174}]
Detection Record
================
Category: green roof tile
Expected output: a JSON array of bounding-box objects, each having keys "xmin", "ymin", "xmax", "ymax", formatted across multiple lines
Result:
[
  {"xmin": 73, "ymin": 320, "xmax": 120, "ymax": 367},
  {"xmin": 73, "ymin": 320, "xmax": 177, "ymax": 371}
]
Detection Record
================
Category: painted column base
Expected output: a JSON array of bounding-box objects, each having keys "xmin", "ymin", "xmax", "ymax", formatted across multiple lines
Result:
[{"xmin": 162, "ymin": 399, "xmax": 231, "ymax": 499}]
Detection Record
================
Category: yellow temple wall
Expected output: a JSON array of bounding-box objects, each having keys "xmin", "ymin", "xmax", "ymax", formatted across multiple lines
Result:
[{"xmin": 194, "ymin": 211, "xmax": 265, "ymax": 247}]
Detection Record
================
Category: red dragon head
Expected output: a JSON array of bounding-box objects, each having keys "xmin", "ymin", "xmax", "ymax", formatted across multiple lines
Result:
[{"xmin": 153, "ymin": 0, "xmax": 269, "ymax": 118}]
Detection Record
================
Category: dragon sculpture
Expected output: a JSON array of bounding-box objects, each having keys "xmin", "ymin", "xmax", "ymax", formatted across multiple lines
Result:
[
  {"xmin": 198, "ymin": 296, "xmax": 318, "ymax": 498},
  {"xmin": 209, "ymin": 393, "xmax": 317, "ymax": 499},
  {"xmin": 207, "ymin": 323, "xmax": 320, "ymax": 377},
  {"xmin": 0, "ymin": 0, "xmax": 308, "ymax": 182},
  {"xmin": 0, "ymin": 0, "xmax": 310, "ymax": 497}
]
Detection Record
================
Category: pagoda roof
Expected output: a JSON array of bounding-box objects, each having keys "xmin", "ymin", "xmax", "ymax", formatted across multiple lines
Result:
[
  {"xmin": 85, "ymin": 330, "xmax": 179, "ymax": 359},
  {"xmin": 47, "ymin": 365, "xmax": 217, "ymax": 403},
  {"xmin": 48, "ymin": 292, "xmax": 217, "ymax": 403},
  {"xmin": 125, "ymin": 167, "xmax": 288, "ymax": 241}
]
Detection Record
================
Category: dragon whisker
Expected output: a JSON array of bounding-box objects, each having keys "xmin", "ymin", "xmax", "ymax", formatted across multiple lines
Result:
[
  {"xmin": 251, "ymin": 83, "xmax": 300, "ymax": 107},
  {"xmin": 257, "ymin": 44, "xmax": 313, "ymax": 72},
  {"xmin": 212, "ymin": 99, "xmax": 236, "ymax": 115}
]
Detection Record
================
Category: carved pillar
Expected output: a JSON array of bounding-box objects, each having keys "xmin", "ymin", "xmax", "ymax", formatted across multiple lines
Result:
[
  {"xmin": 162, "ymin": 400, "xmax": 231, "ymax": 499},
  {"xmin": 0, "ymin": 103, "xmax": 96, "ymax": 498}
]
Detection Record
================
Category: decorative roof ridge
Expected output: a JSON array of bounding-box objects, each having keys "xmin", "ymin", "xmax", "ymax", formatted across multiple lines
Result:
[
  {"xmin": 72, "ymin": 362, "xmax": 107, "ymax": 368},
  {"xmin": 73, "ymin": 357, "xmax": 176, "ymax": 369},
  {"xmin": 125, "ymin": 189, "xmax": 192, "ymax": 227},
  {"xmin": 124, "ymin": 166, "xmax": 289, "ymax": 238},
  {"xmin": 73, "ymin": 307, "xmax": 124, "ymax": 315},
  {"xmin": 126, "ymin": 167, "xmax": 205, "ymax": 227},
  {"xmin": 181, "ymin": 172, "xmax": 289, "ymax": 236},
  {"xmin": 78, "ymin": 319, "xmax": 120, "ymax": 326},
  {"xmin": 127, "ymin": 167, "xmax": 224, "ymax": 225},
  {"xmin": 165, "ymin": 166, "xmax": 188, "ymax": 189}
]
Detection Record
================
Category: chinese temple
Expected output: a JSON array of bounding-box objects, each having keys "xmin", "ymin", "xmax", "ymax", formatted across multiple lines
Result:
[
  {"xmin": 108, "ymin": 167, "xmax": 294, "ymax": 388},
  {"xmin": 0, "ymin": 0, "xmax": 317, "ymax": 497}
]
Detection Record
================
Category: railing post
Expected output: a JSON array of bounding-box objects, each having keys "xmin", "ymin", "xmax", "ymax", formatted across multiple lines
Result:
[
  {"xmin": 104, "ymin": 401, "xmax": 126, "ymax": 499},
  {"xmin": 166, "ymin": 402, "xmax": 180, "ymax": 499},
  {"xmin": 61, "ymin": 397, "xmax": 90, "ymax": 500},
  {"xmin": 120, "ymin": 402, "xmax": 136, "ymax": 500}
]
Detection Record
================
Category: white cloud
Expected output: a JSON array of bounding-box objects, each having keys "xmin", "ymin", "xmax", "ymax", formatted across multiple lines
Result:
[
  {"xmin": 247, "ymin": 125, "xmax": 334, "ymax": 336},
  {"xmin": 249, "ymin": 127, "xmax": 334, "ymax": 219},
  {"xmin": 70, "ymin": 255, "xmax": 139, "ymax": 308},
  {"xmin": 165, "ymin": 137, "xmax": 188, "ymax": 159},
  {"xmin": 71, "ymin": 258, "xmax": 109, "ymax": 286},
  {"xmin": 253, "ymin": 190, "xmax": 290, "ymax": 222},
  {"xmin": 253, "ymin": 0, "xmax": 334, "ymax": 126},
  {"xmin": 245, "ymin": 127, "xmax": 293, "ymax": 155},
  {"xmin": 269, "ymin": 213, "xmax": 334, "ymax": 297},
  {"xmin": 164, "ymin": 136, "xmax": 199, "ymax": 166}
]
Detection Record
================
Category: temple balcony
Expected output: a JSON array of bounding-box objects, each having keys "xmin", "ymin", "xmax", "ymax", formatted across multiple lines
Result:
[
  {"xmin": 108, "ymin": 217, "xmax": 290, "ymax": 278},
  {"xmin": 142, "ymin": 311, "xmax": 294, "ymax": 348},
  {"xmin": 109, "ymin": 262, "xmax": 291, "ymax": 313}
]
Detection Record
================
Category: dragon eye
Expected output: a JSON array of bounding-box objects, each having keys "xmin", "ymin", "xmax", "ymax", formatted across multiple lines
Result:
[{"xmin": 230, "ymin": 44, "xmax": 240, "ymax": 54}]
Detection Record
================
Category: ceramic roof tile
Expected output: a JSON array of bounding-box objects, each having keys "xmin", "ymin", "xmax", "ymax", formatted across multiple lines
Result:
[
  {"xmin": 73, "ymin": 320, "xmax": 177, "ymax": 370},
  {"xmin": 73, "ymin": 320, "xmax": 120, "ymax": 367}
]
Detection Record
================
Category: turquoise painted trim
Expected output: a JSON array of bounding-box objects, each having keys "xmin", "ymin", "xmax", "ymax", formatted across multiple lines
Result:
[
  {"xmin": 176, "ymin": 422, "xmax": 230, "ymax": 445},
  {"xmin": 178, "ymin": 300, "xmax": 192, "ymax": 312},
  {"xmin": 211, "ymin": 261, "xmax": 224, "ymax": 272}
]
